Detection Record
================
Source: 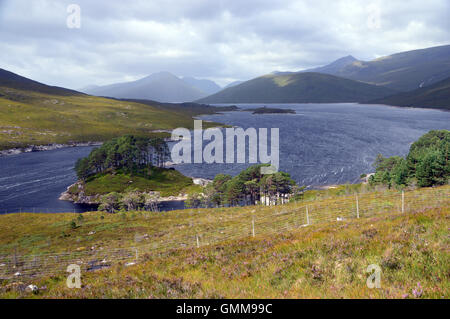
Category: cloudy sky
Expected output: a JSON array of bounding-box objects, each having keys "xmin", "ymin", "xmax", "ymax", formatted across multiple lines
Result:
[{"xmin": 1, "ymin": 0, "xmax": 449, "ymax": 89}]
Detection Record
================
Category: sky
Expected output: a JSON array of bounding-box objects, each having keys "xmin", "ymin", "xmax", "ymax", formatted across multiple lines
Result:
[{"xmin": 0, "ymin": 0, "xmax": 449, "ymax": 89}]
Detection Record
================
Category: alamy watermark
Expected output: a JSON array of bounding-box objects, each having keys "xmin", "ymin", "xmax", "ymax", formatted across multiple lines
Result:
[
  {"xmin": 366, "ymin": 264, "xmax": 381, "ymax": 289},
  {"xmin": 66, "ymin": 264, "xmax": 81, "ymax": 288},
  {"xmin": 171, "ymin": 120, "xmax": 279, "ymax": 174},
  {"xmin": 66, "ymin": 4, "xmax": 81, "ymax": 29}
]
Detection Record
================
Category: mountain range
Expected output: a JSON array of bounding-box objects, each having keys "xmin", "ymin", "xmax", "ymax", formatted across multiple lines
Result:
[
  {"xmin": 196, "ymin": 72, "xmax": 396, "ymax": 104},
  {"xmin": 81, "ymin": 72, "xmax": 223, "ymax": 102},
  {"xmin": 305, "ymin": 44, "xmax": 450, "ymax": 91},
  {"xmin": 1, "ymin": 44, "xmax": 449, "ymax": 109},
  {"xmin": 303, "ymin": 55, "xmax": 358, "ymax": 75},
  {"xmin": 198, "ymin": 44, "xmax": 450, "ymax": 106},
  {"xmin": 81, "ymin": 72, "xmax": 204, "ymax": 102}
]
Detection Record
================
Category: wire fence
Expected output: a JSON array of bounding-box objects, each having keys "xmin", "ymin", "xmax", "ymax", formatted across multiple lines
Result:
[
  {"xmin": 0, "ymin": 208, "xmax": 90, "ymax": 214},
  {"xmin": 0, "ymin": 197, "xmax": 190, "ymax": 214},
  {"xmin": 0, "ymin": 186, "xmax": 448, "ymax": 282}
]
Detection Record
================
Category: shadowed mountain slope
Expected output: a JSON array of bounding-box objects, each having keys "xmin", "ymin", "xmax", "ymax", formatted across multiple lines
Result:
[
  {"xmin": 0, "ymin": 68, "xmax": 83, "ymax": 96},
  {"xmin": 82, "ymin": 71, "xmax": 207, "ymax": 102},
  {"xmin": 197, "ymin": 72, "xmax": 396, "ymax": 104},
  {"xmin": 370, "ymin": 76, "xmax": 450, "ymax": 110},
  {"xmin": 309, "ymin": 45, "xmax": 450, "ymax": 91}
]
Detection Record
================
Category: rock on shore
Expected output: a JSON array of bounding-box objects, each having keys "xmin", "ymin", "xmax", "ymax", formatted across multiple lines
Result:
[
  {"xmin": 0, "ymin": 142, "xmax": 102, "ymax": 157},
  {"xmin": 59, "ymin": 182, "xmax": 101, "ymax": 205},
  {"xmin": 59, "ymin": 181, "xmax": 193, "ymax": 205}
]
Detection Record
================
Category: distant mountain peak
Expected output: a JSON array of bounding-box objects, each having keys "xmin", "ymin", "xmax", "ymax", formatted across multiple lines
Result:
[
  {"xmin": 82, "ymin": 71, "xmax": 213, "ymax": 102},
  {"xmin": 301, "ymin": 55, "xmax": 360, "ymax": 75},
  {"xmin": 303, "ymin": 44, "xmax": 450, "ymax": 91},
  {"xmin": 140, "ymin": 71, "xmax": 178, "ymax": 82},
  {"xmin": 337, "ymin": 55, "xmax": 357, "ymax": 63},
  {"xmin": 181, "ymin": 76, "xmax": 221, "ymax": 94},
  {"xmin": 319, "ymin": 55, "xmax": 358, "ymax": 67},
  {"xmin": 153, "ymin": 71, "xmax": 175, "ymax": 76}
]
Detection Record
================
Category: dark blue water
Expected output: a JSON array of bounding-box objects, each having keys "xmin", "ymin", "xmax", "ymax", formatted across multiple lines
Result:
[
  {"xmin": 0, "ymin": 103, "xmax": 449, "ymax": 213},
  {"xmin": 175, "ymin": 103, "xmax": 450, "ymax": 186},
  {"xmin": 0, "ymin": 146, "xmax": 96, "ymax": 213},
  {"xmin": 0, "ymin": 147, "xmax": 187, "ymax": 213}
]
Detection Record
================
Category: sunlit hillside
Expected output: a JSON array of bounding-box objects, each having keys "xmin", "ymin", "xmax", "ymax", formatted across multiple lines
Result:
[{"xmin": 0, "ymin": 87, "xmax": 227, "ymax": 151}]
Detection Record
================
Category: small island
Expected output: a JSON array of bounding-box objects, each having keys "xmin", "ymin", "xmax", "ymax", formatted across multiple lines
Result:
[
  {"xmin": 60, "ymin": 135, "xmax": 203, "ymax": 212},
  {"xmin": 244, "ymin": 106, "xmax": 296, "ymax": 114},
  {"xmin": 60, "ymin": 134, "xmax": 302, "ymax": 212}
]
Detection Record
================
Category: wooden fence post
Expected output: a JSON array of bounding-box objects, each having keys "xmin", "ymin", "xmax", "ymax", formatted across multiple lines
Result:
[
  {"xmin": 402, "ymin": 191, "xmax": 405, "ymax": 213},
  {"xmin": 13, "ymin": 247, "xmax": 17, "ymax": 269},
  {"xmin": 196, "ymin": 235, "xmax": 200, "ymax": 248},
  {"xmin": 306, "ymin": 205, "xmax": 310, "ymax": 225},
  {"xmin": 356, "ymin": 195, "xmax": 360, "ymax": 219},
  {"xmin": 252, "ymin": 217, "xmax": 255, "ymax": 237}
]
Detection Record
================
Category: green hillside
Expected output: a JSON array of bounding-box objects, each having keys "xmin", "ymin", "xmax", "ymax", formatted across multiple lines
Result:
[
  {"xmin": 197, "ymin": 72, "xmax": 396, "ymax": 104},
  {"xmin": 370, "ymin": 77, "xmax": 450, "ymax": 110},
  {"xmin": 325, "ymin": 45, "xmax": 450, "ymax": 92},
  {"xmin": 0, "ymin": 68, "xmax": 238, "ymax": 151},
  {"xmin": 0, "ymin": 88, "xmax": 226, "ymax": 151}
]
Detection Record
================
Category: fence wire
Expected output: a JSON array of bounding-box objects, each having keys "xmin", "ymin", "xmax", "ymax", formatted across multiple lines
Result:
[{"xmin": 0, "ymin": 187, "xmax": 448, "ymax": 281}]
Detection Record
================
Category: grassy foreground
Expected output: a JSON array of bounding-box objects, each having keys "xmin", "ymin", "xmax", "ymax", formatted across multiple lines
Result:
[{"xmin": 0, "ymin": 186, "xmax": 448, "ymax": 298}]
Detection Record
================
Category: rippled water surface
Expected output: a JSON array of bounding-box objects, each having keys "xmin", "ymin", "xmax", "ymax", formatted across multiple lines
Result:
[
  {"xmin": 0, "ymin": 146, "xmax": 95, "ymax": 213},
  {"xmin": 175, "ymin": 103, "xmax": 450, "ymax": 185},
  {"xmin": 1, "ymin": 103, "xmax": 449, "ymax": 213}
]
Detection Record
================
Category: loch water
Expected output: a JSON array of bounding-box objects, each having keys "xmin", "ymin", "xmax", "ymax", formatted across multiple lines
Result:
[{"xmin": 1, "ymin": 103, "xmax": 449, "ymax": 213}]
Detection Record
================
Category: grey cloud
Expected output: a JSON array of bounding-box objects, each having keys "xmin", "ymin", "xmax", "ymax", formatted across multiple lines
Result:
[{"xmin": 0, "ymin": 0, "xmax": 448, "ymax": 88}]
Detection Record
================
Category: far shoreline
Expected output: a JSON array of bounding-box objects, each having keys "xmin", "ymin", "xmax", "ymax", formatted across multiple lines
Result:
[
  {"xmin": 0, "ymin": 141, "xmax": 103, "ymax": 157},
  {"xmin": 1, "ymin": 102, "xmax": 447, "ymax": 157},
  {"xmin": 209, "ymin": 102, "xmax": 449, "ymax": 112}
]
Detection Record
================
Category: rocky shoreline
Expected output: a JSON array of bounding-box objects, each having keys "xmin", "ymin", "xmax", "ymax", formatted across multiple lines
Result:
[
  {"xmin": 0, "ymin": 135, "xmax": 183, "ymax": 157},
  {"xmin": 59, "ymin": 177, "xmax": 212, "ymax": 206},
  {"xmin": 0, "ymin": 141, "xmax": 103, "ymax": 157},
  {"xmin": 59, "ymin": 182, "xmax": 189, "ymax": 205},
  {"xmin": 59, "ymin": 182, "xmax": 100, "ymax": 205}
]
